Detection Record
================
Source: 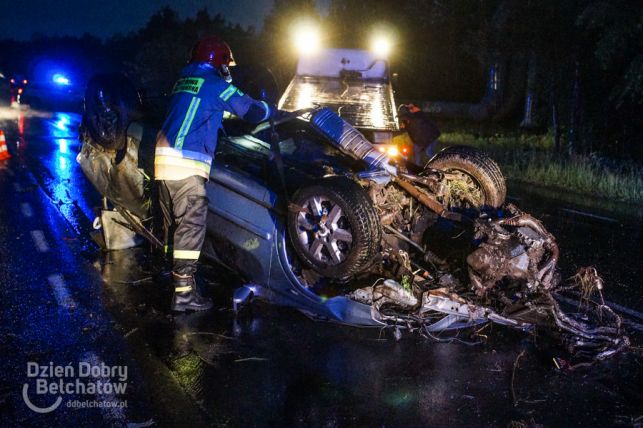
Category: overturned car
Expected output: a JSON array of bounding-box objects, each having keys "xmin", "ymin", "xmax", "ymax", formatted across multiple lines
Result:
[{"xmin": 77, "ymin": 74, "xmax": 628, "ymax": 364}]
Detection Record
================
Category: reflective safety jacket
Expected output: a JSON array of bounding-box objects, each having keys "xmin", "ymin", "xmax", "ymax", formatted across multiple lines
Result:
[{"xmin": 154, "ymin": 63, "xmax": 271, "ymax": 181}]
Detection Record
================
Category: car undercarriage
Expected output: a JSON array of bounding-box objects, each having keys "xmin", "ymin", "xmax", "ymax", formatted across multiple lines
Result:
[
  {"xmin": 78, "ymin": 76, "xmax": 630, "ymax": 367},
  {"xmin": 272, "ymin": 109, "xmax": 628, "ymax": 366}
]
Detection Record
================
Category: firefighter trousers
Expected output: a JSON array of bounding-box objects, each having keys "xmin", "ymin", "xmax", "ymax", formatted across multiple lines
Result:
[{"xmin": 158, "ymin": 176, "xmax": 209, "ymax": 276}]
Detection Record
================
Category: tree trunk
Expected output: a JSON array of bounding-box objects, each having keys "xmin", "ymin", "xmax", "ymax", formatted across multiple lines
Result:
[
  {"xmin": 568, "ymin": 60, "xmax": 581, "ymax": 154},
  {"xmin": 551, "ymin": 92, "xmax": 561, "ymax": 152},
  {"xmin": 520, "ymin": 51, "xmax": 538, "ymax": 128}
]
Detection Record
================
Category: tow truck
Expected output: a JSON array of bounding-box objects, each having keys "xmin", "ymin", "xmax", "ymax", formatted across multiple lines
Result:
[{"xmin": 278, "ymin": 22, "xmax": 410, "ymax": 159}]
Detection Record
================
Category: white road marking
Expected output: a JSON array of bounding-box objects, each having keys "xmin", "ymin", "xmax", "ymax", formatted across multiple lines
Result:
[
  {"xmin": 13, "ymin": 182, "xmax": 22, "ymax": 192},
  {"xmin": 623, "ymin": 319, "xmax": 643, "ymax": 333},
  {"xmin": 47, "ymin": 274, "xmax": 76, "ymax": 309},
  {"xmin": 559, "ymin": 207, "xmax": 618, "ymax": 223},
  {"xmin": 81, "ymin": 352, "xmax": 128, "ymax": 424},
  {"xmin": 20, "ymin": 202, "xmax": 33, "ymax": 218},
  {"xmin": 30, "ymin": 230, "xmax": 49, "ymax": 252},
  {"xmin": 555, "ymin": 293, "xmax": 643, "ymax": 332},
  {"xmin": 557, "ymin": 292, "xmax": 643, "ymax": 321}
]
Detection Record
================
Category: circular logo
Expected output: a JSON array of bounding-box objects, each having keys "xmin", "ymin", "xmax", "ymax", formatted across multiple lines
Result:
[{"xmin": 22, "ymin": 384, "xmax": 63, "ymax": 414}]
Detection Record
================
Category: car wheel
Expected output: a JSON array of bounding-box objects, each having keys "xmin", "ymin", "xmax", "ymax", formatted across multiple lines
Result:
[
  {"xmin": 287, "ymin": 176, "xmax": 381, "ymax": 279},
  {"xmin": 427, "ymin": 145, "xmax": 506, "ymax": 210},
  {"xmin": 83, "ymin": 73, "xmax": 141, "ymax": 151}
]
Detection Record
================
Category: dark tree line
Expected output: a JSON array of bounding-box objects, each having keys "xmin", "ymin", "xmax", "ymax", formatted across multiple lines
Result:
[
  {"xmin": 0, "ymin": 0, "xmax": 641, "ymax": 160},
  {"xmin": 324, "ymin": 0, "xmax": 642, "ymax": 159}
]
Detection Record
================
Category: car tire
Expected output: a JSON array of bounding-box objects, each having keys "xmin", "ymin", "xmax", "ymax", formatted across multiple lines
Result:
[
  {"xmin": 83, "ymin": 73, "xmax": 141, "ymax": 151},
  {"xmin": 428, "ymin": 145, "xmax": 506, "ymax": 209},
  {"xmin": 287, "ymin": 176, "xmax": 381, "ymax": 279}
]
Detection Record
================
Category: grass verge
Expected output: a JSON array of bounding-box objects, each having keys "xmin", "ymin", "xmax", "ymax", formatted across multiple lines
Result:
[{"xmin": 437, "ymin": 132, "xmax": 643, "ymax": 204}]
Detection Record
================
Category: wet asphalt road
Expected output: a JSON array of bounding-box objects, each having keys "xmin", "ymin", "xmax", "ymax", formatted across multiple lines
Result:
[{"xmin": 0, "ymin": 108, "xmax": 641, "ymax": 427}]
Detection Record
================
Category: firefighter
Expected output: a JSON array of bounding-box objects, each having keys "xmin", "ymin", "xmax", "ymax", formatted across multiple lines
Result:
[
  {"xmin": 398, "ymin": 103, "xmax": 441, "ymax": 166},
  {"xmin": 155, "ymin": 36, "xmax": 275, "ymax": 312}
]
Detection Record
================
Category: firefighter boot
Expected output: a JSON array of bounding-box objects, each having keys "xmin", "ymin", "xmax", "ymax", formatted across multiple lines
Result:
[{"xmin": 171, "ymin": 273, "xmax": 213, "ymax": 312}]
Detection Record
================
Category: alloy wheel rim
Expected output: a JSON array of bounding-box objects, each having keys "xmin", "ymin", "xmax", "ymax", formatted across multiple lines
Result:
[{"xmin": 295, "ymin": 195, "xmax": 353, "ymax": 265}]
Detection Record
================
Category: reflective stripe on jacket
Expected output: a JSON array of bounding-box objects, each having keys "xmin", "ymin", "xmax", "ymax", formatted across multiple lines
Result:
[
  {"xmin": 154, "ymin": 62, "xmax": 270, "ymax": 181},
  {"xmin": 154, "ymin": 147, "xmax": 212, "ymax": 181}
]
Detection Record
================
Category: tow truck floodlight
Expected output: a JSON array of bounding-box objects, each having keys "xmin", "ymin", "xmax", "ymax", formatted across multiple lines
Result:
[
  {"xmin": 52, "ymin": 73, "xmax": 70, "ymax": 86},
  {"xmin": 291, "ymin": 19, "xmax": 321, "ymax": 56},
  {"xmin": 371, "ymin": 35, "xmax": 392, "ymax": 58}
]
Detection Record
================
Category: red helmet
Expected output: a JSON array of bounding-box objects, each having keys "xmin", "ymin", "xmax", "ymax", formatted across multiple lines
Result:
[{"xmin": 190, "ymin": 36, "xmax": 236, "ymax": 68}]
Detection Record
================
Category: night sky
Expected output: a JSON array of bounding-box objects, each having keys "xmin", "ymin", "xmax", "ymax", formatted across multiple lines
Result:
[{"xmin": 0, "ymin": 0, "xmax": 275, "ymax": 40}]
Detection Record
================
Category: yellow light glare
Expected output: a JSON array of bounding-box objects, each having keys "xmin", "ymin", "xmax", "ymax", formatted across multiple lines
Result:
[
  {"xmin": 291, "ymin": 19, "xmax": 321, "ymax": 56},
  {"xmin": 295, "ymin": 82, "xmax": 314, "ymax": 109},
  {"xmin": 387, "ymin": 146, "xmax": 399, "ymax": 157},
  {"xmin": 371, "ymin": 35, "xmax": 392, "ymax": 58}
]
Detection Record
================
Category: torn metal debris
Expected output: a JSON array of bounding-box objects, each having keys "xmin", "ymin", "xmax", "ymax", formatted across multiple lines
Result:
[{"xmin": 348, "ymin": 203, "xmax": 629, "ymax": 363}]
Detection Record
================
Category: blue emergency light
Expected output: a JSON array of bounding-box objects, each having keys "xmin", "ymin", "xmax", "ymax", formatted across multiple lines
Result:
[{"xmin": 52, "ymin": 73, "xmax": 70, "ymax": 86}]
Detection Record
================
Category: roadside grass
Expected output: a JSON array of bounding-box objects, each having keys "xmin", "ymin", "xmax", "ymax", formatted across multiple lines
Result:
[{"xmin": 437, "ymin": 131, "xmax": 643, "ymax": 204}]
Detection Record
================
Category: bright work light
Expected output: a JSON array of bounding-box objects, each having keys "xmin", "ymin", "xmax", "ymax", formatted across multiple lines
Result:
[
  {"xmin": 371, "ymin": 35, "xmax": 392, "ymax": 58},
  {"xmin": 291, "ymin": 19, "xmax": 321, "ymax": 56}
]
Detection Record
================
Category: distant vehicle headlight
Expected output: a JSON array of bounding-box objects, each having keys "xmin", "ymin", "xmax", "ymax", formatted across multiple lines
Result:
[{"xmin": 291, "ymin": 19, "xmax": 321, "ymax": 56}]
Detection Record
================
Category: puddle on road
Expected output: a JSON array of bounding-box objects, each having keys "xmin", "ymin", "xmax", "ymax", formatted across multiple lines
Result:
[{"xmin": 7, "ymin": 110, "xmax": 98, "ymax": 237}]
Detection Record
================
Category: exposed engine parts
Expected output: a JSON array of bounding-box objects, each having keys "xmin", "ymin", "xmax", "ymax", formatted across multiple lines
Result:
[
  {"xmin": 369, "ymin": 183, "xmax": 435, "ymax": 248},
  {"xmin": 348, "ymin": 200, "xmax": 629, "ymax": 365},
  {"xmin": 467, "ymin": 204, "xmax": 560, "ymax": 296}
]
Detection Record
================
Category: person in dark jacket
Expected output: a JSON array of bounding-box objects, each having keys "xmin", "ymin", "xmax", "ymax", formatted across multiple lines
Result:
[
  {"xmin": 155, "ymin": 36, "xmax": 275, "ymax": 312},
  {"xmin": 398, "ymin": 103, "xmax": 441, "ymax": 166}
]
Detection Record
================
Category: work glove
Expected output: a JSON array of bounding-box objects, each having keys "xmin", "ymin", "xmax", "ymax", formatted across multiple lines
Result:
[
  {"xmin": 271, "ymin": 108, "xmax": 293, "ymax": 122},
  {"xmin": 381, "ymin": 160, "xmax": 398, "ymax": 177},
  {"xmin": 363, "ymin": 151, "xmax": 398, "ymax": 178}
]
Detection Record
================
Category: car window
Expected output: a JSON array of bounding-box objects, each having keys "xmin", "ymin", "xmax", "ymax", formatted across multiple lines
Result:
[
  {"xmin": 215, "ymin": 117, "xmax": 364, "ymax": 188},
  {"xmin": 219, "ymin": 118, "xmax": 327, "ymax": 165},
  {"xmin": 251, "ymin": 121, "xmax": 331, "ymax": 162},
  {"xmin": 215, "ymin": 130, "xmax": 271, "ymax": 180},
  {"xmin": 267, "ymin": 120, "xmax": 361, "ymax": 173}
]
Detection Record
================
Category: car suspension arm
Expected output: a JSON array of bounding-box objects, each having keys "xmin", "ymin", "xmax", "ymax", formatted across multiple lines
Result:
[{"xmin": 394, "ymin": 177, "xmax": 466, "ymax": 222}]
